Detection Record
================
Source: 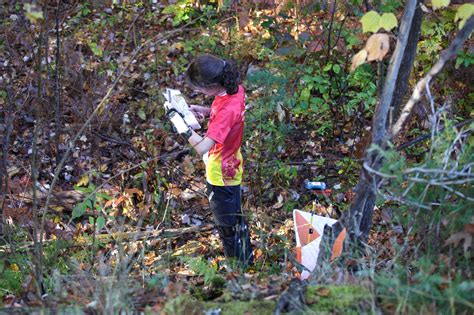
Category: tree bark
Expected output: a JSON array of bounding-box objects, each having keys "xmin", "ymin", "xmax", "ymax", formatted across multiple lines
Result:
[{"xmin": 390, "ymin": 4, "xmax": 423, "ymax": 121}]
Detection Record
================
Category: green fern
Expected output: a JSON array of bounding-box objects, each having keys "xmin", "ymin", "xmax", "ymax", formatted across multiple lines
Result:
[{"xmin": 184, "ymin": 257, "xmax": 223, "ymax": 287}]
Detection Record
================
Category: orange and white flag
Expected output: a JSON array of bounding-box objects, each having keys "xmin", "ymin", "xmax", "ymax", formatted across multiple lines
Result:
[{"xmin": 293, "ymin": 209, "xmax": 346, "ymax": 280}]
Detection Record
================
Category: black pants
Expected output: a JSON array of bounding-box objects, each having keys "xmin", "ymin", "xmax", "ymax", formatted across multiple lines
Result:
[{"xmin": 207, "ymin": 182, "xmax": 253, "ymax": 265}]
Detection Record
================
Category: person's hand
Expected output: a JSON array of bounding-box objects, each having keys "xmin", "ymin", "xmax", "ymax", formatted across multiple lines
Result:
[
  {"xmin": 168, "ymin": 110, "xmax": 192, "ymax": 137},
  {"xmin": 189, "ymin": 105, "xmax": 210, "ymax": 122}
]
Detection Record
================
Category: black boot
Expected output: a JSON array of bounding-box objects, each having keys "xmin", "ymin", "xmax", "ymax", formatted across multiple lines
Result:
[{"xmin": 217, "ymin": 222, "xmax": 253, "ymax": 266}]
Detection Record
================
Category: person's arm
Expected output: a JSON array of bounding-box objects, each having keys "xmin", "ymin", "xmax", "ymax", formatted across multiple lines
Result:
[{"xmin": 188, "ymin": 129, "xmax": 215, "ymax": 156}]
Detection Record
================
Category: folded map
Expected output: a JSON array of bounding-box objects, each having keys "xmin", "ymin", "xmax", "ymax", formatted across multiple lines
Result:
[{"xmin": 163, "ymin": 88, "xmax": 201, "ymax": 130}]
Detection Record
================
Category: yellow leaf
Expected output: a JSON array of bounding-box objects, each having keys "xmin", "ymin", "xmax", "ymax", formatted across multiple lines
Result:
[
  {"xmin": 100, "ymin": 164, "xmax": 108, "ymax": 172},
  {"xmin": 77, "ymin": 174, "xmax": 89, "ymax": 187},
  {"xmin": 365, "ymin": 33, "xmax": 390, "ymax": 62},
  {"xmin": 181, "ymin": 155, "xmax": 195, "ymax": 176},
  {"xmin": 9, "ymin": 263, "xmax": 20, "ymax": 272},
  {"xmin": 432, "ymin": 0, "xmax": 450, "ymax": 10},
  {"xmin": 350, "ymin": 50, "xmax": 368, "ymax": 72},
  {"xmin": 52, "ymin": 205, "xmax": 65, "ymax": 212},
  {"xmin": 379, "ymin": 13, "xmax": 398, "ymax": 31},
  {"xmin": 455, "ymin": 4, "xmax": 474, "ymax": 29},
  {"xmin": 360, "ymin": 11, "xmax": 381, "ymax": 33}
]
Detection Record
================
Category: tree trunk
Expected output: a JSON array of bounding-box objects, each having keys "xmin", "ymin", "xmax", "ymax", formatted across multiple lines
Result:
[{"xmin": 332, "ymin": 0, "xmax": 421, "ymax": 246}]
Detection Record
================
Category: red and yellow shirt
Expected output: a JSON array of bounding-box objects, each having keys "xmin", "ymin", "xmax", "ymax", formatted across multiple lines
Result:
[{"xmin": 204, "ymin": 85, "xmax": 245, "ymax": 186}]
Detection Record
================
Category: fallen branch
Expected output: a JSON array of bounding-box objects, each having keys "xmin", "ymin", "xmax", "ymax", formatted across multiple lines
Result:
[{"xmin": 0, "ymin": 224, "xmax": 214, "ymax": 253}]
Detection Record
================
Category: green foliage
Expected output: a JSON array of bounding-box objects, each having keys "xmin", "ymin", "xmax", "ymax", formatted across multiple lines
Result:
[
  {"xmin": 379, "ymin": 0, "xmax": 403, "ymax": 13},
  {"xmin": 275, "ymin": 161, "xmax": 298, "ymax": 185},
  {"xmin": 379, "ymin": 13, "xmax": 398, "ymax": 31},
  {"xmin": 455, "ymin": 51, "xmax": 474, "ymax": 69},
  {"xmin": 72, "ymin": 183, "xmax": 112, "ymax": 233},
  {"xmin": 361, "ymin": 11, "xmax": 381, "ymax": 33},
  {"xmin": 417, "ymin": 10, "xmax": 456, "ymax": 74},
  {"xmin": 373, "ymin": 116, "xmax": 473, "ymax": 312},
  {"xmin": 78, "ymin": 2, "xmax": 92, "ymax": 17},
  {"xmin": 360, "ymin": 11, "xmax": 398, "ymax": 33},
  {"xmin": 23, "ymin": 3, "xmax": 43, "ymax": 23},
  {"xmin": 346, "ymin": 66, "xmax": 377, "ymax": 115},
  {"xmin": 377, "ymin": 260, "xmax": 474, "ymax": 314},
  {"xmin": 184, "ymin": 257, "xmax": 224, "ymax": 287},
  {"xmin": 88, "ymin": 42, "xmax": 103, "ymax": 57},
  {"xmin": 432, "ymin": 0, "xmax": 450, "ymax": 10},
  {"xmin": 335, "ymin": 157, "xmax": 361, "ymax": 185},
  {"xmin": 455, "ymin": 4, "xmax": 474, "ymax": 29},
  {"xmin": 163, "ymin": 294, "xmax": 276, "ymax": 315},
  {"xmin": 0, "ymin": 254, "xmax": 27, "ymax": 298},
  {"xmin": 162, "ymin": 0, "xmax": 208, "ymax": 26}
]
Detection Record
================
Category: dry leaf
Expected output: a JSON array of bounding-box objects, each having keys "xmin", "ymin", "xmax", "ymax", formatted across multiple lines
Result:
[
  {"xmin": 125, "ymin": 188, "xmax": 143, "ymax": 197},
  {"xmin": 316, "ymin": 287, "xmax": 331, "ymax": 297},
  {"xmin": 276, "ymin": 103, "xmax": 285, "ymax": 122},
  {"xmin": 181, "ymin": 155, "xmax": 195, "ymax": 175},
  {"xmin": 350, "ymin": 49, "xmax": 368, "ymax": 72},
  {"xmin": 308, "ymin": 40, "xmax": 324, "ymax": 53},
  {"xmin": 464, "ymin": 223, "xmax": 474, "ymax": 234},
  {"xmin": 272, "ymin": 194, "xmax": 284, "ymax": 209},
  {"xmin": 7, "ymin": 166, "xmax": 20, "ymax": 178},
  {"xmin": 444, "ymin": 231, "xmax": 472, "ymax": 254},
  {"xmin": 238, "ymin": 10, "xmax": 250, "ymax": 29},
  {"xmin": 365, "ymin": 33, "xmax": 390, "ymax": 62}
]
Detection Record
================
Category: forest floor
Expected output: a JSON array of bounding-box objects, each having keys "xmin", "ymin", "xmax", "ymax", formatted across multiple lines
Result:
[{"xmin": 1, "ymin": 2, "xmax": 473, "ymax": 314}]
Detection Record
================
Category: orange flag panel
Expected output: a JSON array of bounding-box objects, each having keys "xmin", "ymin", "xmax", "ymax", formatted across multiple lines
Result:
[
  {"xmin": 295, "ymin": 211, "xmax": 320, "ymax": 246},
  {"xmin": 330, "ymin": 228, "xmax": 347, "ymax": 261}
]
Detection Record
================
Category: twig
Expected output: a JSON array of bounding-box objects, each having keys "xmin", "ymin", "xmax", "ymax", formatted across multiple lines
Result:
[
  {"xmin": 325, "ymin": 0, "xmax": 338, "ymax": 64},
  {"xmin": 362, "ymin": 162, "xmax": 397, "ymax": 179},
  {"xmin": 396, "ymin": 119, "xmax": 473, "ymax": 151}
]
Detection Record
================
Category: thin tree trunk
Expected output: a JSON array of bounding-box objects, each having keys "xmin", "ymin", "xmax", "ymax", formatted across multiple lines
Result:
[
  {"xmin": 0, "ymin": 88, "xmax": 14, "ymax": 237},
  {"xmin": 332, "ymin": 0, "xmax": 420, "ymax": 245},
  {"xmin": 54, "ymin": 1, "xmax": 62, "ymax": 165},
  {"xmin": 31, "ymin": 16, "xmax": 46, "ymax": 297}
]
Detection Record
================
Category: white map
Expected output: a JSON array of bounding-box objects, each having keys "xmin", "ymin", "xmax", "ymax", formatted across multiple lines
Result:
[{"xmin": 163, "ymin": 88, "xmax": 201, "ymax": 130}]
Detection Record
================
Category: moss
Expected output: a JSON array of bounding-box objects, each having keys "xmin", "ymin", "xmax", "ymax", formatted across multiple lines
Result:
[
  {"xmin": 205, "ymin": 299, "xmax": 276, "ymax": 315},
  {"xmin": 162, "ymin": 295, "xmax": 204, "ymax": 315},
  {"xmin": 305, "ymin": 284, "xmax": 371, "ymax": 314},
  {"xmin": 162, "ymin": 294, "xmax": 276, "ymax": 315}
]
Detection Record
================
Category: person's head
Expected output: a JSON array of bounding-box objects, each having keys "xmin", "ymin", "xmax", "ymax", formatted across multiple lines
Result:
[{"xmin": 185, "ymin": 54, "xmax": 240, "ymax": 96}]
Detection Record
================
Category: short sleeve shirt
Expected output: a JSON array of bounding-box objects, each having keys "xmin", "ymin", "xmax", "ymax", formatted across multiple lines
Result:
[{"xmin": 205, "ymin": 85, "xmax": 245, "ymax": 186}]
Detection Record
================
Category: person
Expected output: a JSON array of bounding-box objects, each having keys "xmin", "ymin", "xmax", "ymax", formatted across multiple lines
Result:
[{"xmin": 171, "ymin": 54, "xmax": 253, "ymax": 265}]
